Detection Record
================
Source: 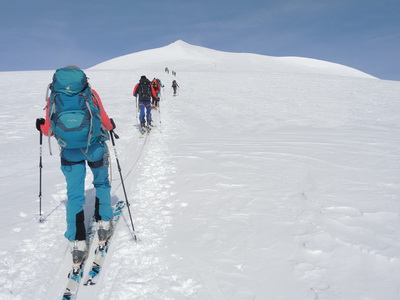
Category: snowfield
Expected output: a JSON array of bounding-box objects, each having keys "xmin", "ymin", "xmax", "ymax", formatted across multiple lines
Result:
[{"xmin": 1, "ymin": 40, "xmax": 400, "ymax": 299}]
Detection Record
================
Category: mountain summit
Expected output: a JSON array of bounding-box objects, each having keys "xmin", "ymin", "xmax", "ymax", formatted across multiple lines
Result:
[{"xmin": 91, "ymin": 40, "xmax": 374, "ymax": 78}]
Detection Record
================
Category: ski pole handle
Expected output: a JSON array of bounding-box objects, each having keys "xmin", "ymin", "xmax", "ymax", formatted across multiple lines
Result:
[{"xmin": 110, "ymin": 130, "xmax": 119, "ymax": 146}]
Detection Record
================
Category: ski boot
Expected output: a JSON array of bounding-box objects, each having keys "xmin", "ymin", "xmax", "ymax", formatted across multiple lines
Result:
[
  {"xmin": 140, "ymin": 122, "xmax": 146, "ymax": 134},
  {"xmin": 97, "ymin": 220, "xmax": 113, "ymax": 250},
  {"xmin": 71, "ymin": 240, "xmax": 88, "ymax": 275}
]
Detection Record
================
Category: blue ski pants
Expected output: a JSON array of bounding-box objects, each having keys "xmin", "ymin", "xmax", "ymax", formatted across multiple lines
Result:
[
  {"xmin": 139, "ymin": 101, "xmax": 152, "ymax": 124},
  {"xmin": 60, "ymin": 142, "xmax": 113, "ymax": 241}
]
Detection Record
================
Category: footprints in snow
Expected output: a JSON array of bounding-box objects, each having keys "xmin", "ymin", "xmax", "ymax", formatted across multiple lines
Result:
[{"xmin": 106, "ymin": 132, "xmax": 198, "ymax": 298}]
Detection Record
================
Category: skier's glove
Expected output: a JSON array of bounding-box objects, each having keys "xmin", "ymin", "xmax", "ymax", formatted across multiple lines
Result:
[
  {"xmin": 110, "ymin": 118, "xmax": 116, "ymax": 130},
  {"xmin": 36, "ymin": 118, "xmax": 45, "ymax": 132}
]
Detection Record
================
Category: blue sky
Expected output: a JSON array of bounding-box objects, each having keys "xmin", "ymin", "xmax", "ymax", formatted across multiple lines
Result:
[{"xmin": 1, "ymin": 0, "xmax": 399, "ymax": 80}]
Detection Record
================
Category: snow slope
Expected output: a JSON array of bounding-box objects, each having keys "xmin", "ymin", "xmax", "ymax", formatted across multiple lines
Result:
[
  {"xmin": 93, "ymin": 40, "xmax": 376, "ymax": 79},
  {"xmin": 1, "ymin": 41, "xmax": 400, "ymax": 299}
]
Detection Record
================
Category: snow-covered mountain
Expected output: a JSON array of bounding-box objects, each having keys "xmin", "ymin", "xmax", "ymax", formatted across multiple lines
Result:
[
  {"xmin": 93, "ymin": 40, "xmax": 376, "ymax": 79},
  {"xmin": 1, "ymin": 40, "xmax": 400, "ymax": 300}
]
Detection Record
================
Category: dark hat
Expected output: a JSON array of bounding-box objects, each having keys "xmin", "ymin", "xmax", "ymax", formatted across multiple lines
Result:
[
  {"xmin": 64, "ymin": 65, "xmax": 81, "ymax": 70},
  {"xmin": 140, "ymin": 75, "xmax": 147, "ymax": 81}
]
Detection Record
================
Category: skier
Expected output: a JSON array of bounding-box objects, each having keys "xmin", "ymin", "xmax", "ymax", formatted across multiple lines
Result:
[
  {"xmin": 151, "ymin": 78, "xmax": 163, "ymax": 109},
  {"xmin": 133, "ymin": 75, "xmax": 158, "ymax": 131},
  {"xmin": 172, "ymin": 80, "xmax": 179, "ymax": 96},
  {"xmin": 35, "ymin": 66, "xmax": 116, "ymax": 268},
  {"xmin": 157, "ymin": 78, "xmax": 165, "ymax": 91}
]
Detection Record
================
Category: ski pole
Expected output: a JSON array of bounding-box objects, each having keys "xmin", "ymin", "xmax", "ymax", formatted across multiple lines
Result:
[
  {"xmin": 135, "ymin": 96, "xmax": 138, "ymax": 123},
  {"xmin": 110, "ymin": 130, "xmax": 138, "ymax": 241},
  {"xmin": 158, "ymin": 100, "xmax": 162, "ymax": 130},
  {"xmin": 38, "ymin": 131, "xmax": 45, "ymax": 223}
]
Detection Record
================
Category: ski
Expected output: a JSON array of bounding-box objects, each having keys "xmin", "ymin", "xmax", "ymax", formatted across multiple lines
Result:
[
  {"xmin": 83, "ymin": 201, "xmax": 125, "ymax": 286},
  {"xmin": 62, "ymin": 218, "xmax": 97, "ymax": 300}
]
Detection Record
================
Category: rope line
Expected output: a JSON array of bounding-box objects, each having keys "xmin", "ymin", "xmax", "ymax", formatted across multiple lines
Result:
[{"xmin": 111, "ymin": 130, "xmax": 149, "ymax": 197}]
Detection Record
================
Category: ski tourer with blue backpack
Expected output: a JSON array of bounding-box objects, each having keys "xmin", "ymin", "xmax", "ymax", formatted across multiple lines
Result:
[{"xmin": 36, "ymin": 66, "xmax": 117, "ymax": 299}]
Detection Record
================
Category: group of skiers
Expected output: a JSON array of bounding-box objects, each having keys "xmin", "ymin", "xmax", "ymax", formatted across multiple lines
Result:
[
  {"xmin": 133, "ymin": 75, "xmax": 179, "ymax": 131},
  {"xmin": 35, "ymin": 66, "xmax": 180, "ymax": 274},
  {"xmin": 164, "ymin": 67, "xmax": 177, "ymax": 77}
]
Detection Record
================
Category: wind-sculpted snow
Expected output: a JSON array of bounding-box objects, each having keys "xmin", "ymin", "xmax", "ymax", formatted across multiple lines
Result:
[{"xmin": 0, "ymin": 41, "xmax": 400, "ymax": 299}]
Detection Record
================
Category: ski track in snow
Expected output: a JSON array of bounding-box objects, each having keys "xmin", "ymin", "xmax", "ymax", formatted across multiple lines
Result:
[
  {"xmin": 78, "ymin": 71, "xmax": 199, "ymax": 300},
  {"xmin": 1, "ymin": 41, "xmax": 400, "ymax": 299}
]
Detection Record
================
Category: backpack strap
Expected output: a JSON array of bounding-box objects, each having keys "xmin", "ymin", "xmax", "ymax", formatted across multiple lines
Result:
[
  {"xmin": 61, "ymin": 158, "xmax": 85, "ymax": 166},
  {"xmin": 44, "ymin": 83, "xmax": 55, "ymax": 156},
  {"xmin": 82, "ymin": 92, "xmax": 94, "ymax": 153}
]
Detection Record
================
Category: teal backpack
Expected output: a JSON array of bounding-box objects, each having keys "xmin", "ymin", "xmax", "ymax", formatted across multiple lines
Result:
[{"xmin": 48, "ymin": 68, "xmax": 102, "ymax": 149}]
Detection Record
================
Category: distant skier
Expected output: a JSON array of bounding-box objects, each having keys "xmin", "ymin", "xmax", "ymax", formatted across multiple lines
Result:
[
  {"xmin": 35, "ymin": 66, "xmax": 116, "ymax": 270},
  {"xmin": 133, "ymin": 75, "xmax": 158, "ymax": 131},
  {"xmin": 172, "ymin": 80, "xmax": 179, "ymax": 96}
]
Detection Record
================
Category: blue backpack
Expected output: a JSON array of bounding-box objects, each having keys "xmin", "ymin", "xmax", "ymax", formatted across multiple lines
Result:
[{"xmin": 48, "ymin": 68, "xmax": 102, "ymax": 149}]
